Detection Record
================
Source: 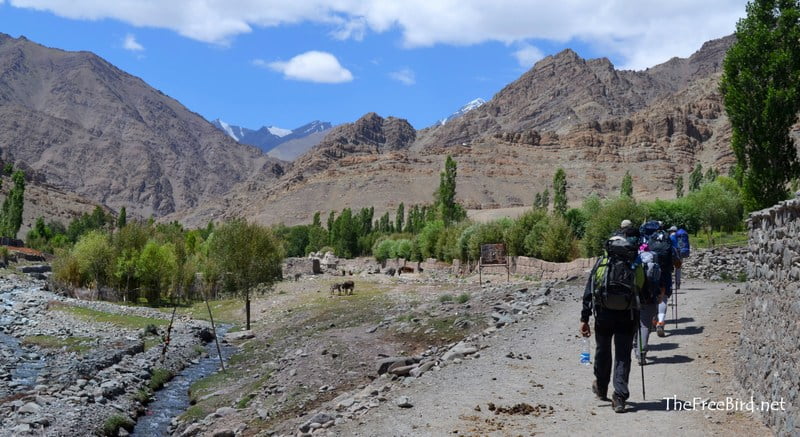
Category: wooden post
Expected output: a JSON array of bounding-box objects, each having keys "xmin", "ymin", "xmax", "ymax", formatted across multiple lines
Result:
[
  {"xmin": 245, "ymin": 297, "xmax": 251, "ymax": 331},
  {"xmin": 204, "ymin": 288, "xmax": 225, "ymax": 372},
  {"xmin": 478, "ymin": 256, "xmax": 482, "ymax": 285}
]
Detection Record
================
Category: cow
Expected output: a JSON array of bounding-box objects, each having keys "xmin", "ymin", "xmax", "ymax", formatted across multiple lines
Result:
[
  {"xmin": 330, "ymin": 282, "xmax": 342, "ymax": 295},
  {"xmin": 341, "ymin": 280, "xmax": 355, "ymax": 295},
  {"xmin": 294, "ymin": 273, "xmax": 302, "ymax": 282}
]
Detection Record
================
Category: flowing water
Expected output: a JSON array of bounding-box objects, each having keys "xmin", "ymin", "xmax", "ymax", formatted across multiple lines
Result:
[{"xmin": 131, "ymin": 326, "xmax": 236, "ymax": 436}]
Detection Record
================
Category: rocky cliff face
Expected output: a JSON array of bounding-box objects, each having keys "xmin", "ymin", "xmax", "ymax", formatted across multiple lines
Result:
[
  {"xmin": 182, "ymin": 36, "xmax": 737, "ymax": 227},
  {"xmin": 0, "ymin": 33, "xmax": 284, "ymax": 218}
]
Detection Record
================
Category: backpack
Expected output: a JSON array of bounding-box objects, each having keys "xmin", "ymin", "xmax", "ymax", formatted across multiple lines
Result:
[
  {"xmin": 593, "ymin": 237, "xmax": 640, "ymax": 311},
  {"xmin": 648, "ymin": 231, "xmax": 673, "ymax": 270},
  {"xmin": 639, "ymin": 251, "xmax": 662, "ymax": 285},
  {"xmin": 675, "ymin": 229, "xmax": 691, "ymax": 258},
  {"xmin": 639, "ymin": 220, "xmax": 661, "ymax": 243}
]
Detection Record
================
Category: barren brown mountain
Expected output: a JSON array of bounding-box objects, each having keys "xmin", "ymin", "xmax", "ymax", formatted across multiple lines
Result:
[
  {"xmin": 174, "ymin": 36, "xmax": 738, "ymax": 227},
  {"xmin": 0, "ymin": 33, "xmax": 285, "ymax": 219}
]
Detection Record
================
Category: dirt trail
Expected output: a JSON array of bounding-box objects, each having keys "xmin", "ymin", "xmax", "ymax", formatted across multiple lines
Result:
[{"xmin": 335, "ymin": 279, "xmax": 771, "ymax": 436}]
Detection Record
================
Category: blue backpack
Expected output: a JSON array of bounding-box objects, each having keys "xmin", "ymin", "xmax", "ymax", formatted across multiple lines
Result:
[
  {"xmin": 639, "ymin": 220, "xmax": 661, "ymax": 243},
  {"xmin": 675, "ymin": 229, "xmax": 691, "ymax": 258}
]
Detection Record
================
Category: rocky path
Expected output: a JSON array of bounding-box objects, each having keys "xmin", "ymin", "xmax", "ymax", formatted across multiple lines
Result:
[{"xmin": 334, "ymin": 279, "xmax": 771, "ymax": 436}]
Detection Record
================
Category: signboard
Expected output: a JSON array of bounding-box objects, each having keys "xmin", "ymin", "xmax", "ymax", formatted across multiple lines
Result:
[{"xmin": 480, "ymin": 244, "xmax": 507, "ymax": 265}]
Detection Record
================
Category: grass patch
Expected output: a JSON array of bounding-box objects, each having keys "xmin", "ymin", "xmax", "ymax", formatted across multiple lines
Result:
[
  {"xmin": 438, "ymin": 294, "xmax": 454, "ymax": 303},
  {"xmin": 181, "ymin": 405, "xmax": 209, "ymax": 422},
  {"xmin": 149, "ymin": 368, "xmax": 174, "ymax": 391},
  {"xmin": 22, "ymin": 335, "xmax": 95, "ymax": 354},
  {"xmin": 456, "ymin": 293, "xmax": 470, "ymax": 304},
  {"xmin": 50, "ymin": 303, "xmax": 168, "ymax": 330},
  {"xmin": 144, "ymin": 336, "xmax": 162, "ymax": 351},
  {"xmin": 692, "ymin": 230, "xmax": 748, "ymax": 249},
  {"xmin": 236, "ymin": 393, "xmax": 256, "ymax": 409},
  {"xmin": 100, "ymin": 414, "xmax": 134, "ymax": 436},
  {"xmin": 134, "ymin": 388, "xmax": 151, "ymax": 404},
  {"xmin": 169, "ymin": 299, "xmax": 244, "ymax": 326}
]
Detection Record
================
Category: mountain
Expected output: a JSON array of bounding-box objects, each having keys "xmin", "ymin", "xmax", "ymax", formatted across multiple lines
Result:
[
  {"xmin": 439, "ymin": 98, "xmax": 486, "ymax": 126},
  {"xmin": 174, "ymin": 35, "xmax": 739, "ymax": 227},
  {"xmin": 212, "ymin": 119, "xmax": 332, "ymax": 155},
  {"xmin": 0, "ymin": 33, "xmax": 284, "ymax": 218}
]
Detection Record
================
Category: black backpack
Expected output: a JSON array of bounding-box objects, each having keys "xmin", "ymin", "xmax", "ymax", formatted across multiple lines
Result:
[
  {"xmin": 639, "ymin": 220, "xmax": 661, "ymax": 243},
  {"xmin": 593, "ymin": 237, "xmax": 639, "ymax": 311},
  {"xmin": 648, "ymin": 231, "xmax": 673, "ymax": 270}
]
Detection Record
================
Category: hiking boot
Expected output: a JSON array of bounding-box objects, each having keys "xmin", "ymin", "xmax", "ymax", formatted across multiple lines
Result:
[
  {"xmin": 592, "ymin": 380, "xmax": 607, "ymax": 400},
  {"xmin": 611, "ymin": 393, "xmax": 626, "ymax": 413},
  {"xmin": 656, "ymin": 322, "xmax": 666, "ymax": 337}
]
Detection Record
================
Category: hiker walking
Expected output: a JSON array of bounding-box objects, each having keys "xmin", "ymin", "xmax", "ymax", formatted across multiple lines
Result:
[
  {"xmin": 580, "ymin": 234, "xmax": 645, "ymax": 413},
  {"xmin": 633, "ymin": 243, "xmax": 659, "ymax": 364},
  {"xmin": 648, "ymin": 226, "xmax": 681, "ymax": 337}
]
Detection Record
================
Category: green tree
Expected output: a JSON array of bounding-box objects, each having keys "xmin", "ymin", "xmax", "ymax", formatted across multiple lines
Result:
[
  {"xmin": 396, "ymin": 202, "xmax": 405, "ymax": 234},
  {"xmin": 685, "ymin": 181, "xmax": 744, "ymax": 246},
  {"xmin": 209, "ymin": 220, "xmax": 284, "ymax": 330},
  {"xmin": 434, "ymin": 156, "xmax": 466, "ymax": 225},
  {"xmin": 117, "ymin": 207, "xmax": 127, "ymax": 228},
  {"xmin": 0, "ymin": 170, "xmax": 25, "ymax": 238},
  {"xmin": 541, "ymin": 189, "xmax": 550, "ymax": 210},
  {"xmin": 539, "ymin": 214, "xmax": 577, "ymax": 262},
  {"xmin": 689, "ymin": 163, "xmax": 704, "ymax": 192},
  {"xmin": 620, "ymin": 171, "xmax": 633, "ymax": 198},
  {"xmin": 73, "ymin": 230, "xmax": 113, "ymax": 290},
  {"xmin": 721, "ymin": 0, "xmax": 800, "ymax": 211},
  {"xmin": 136, "ymin": 240, "xmax": 177, "ymax": 306},
  {"xmin": 312, "ymin": 211, "xmax": 321, "ymax": 228},
  {"xmin": 704, "ymin": 167, "xmax": 719, "ymax": 183},
  {"xmin": 675, "ymin": 175, "xmax": 685, "ymax": 198},
  {"xmin": 582, "ymin": 196, "xmax": 647, "ymax": 257},
  {"xmin": 552, "ymin": 168, "xmax": 568, "ymax": 215}
]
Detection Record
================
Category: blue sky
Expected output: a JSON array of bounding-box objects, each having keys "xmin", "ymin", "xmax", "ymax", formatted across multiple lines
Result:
[{"xmin": 0, "ymin": 1, "xmax": 747, "ymax": 130}]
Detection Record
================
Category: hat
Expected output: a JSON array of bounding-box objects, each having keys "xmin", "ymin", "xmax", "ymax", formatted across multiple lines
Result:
[
  {"xmin": 621, "ymin": 219, "xmax": 632, "ymax": 228},
  {"xmin": 668, "ymin": 226, "xmax": 678, "ymax": 232}
]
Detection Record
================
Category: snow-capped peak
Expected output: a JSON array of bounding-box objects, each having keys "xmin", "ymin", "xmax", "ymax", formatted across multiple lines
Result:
[
  {"xmin": 268, "ymin": 126, "xmax": 292, "ymax": 137},
  {"xmin": 214, "ymin": 118, "xmax": 240, "ymax": 141},
  {"xmin": 439, "ymin": 97, "xmax": 486, "ymax": 125}
]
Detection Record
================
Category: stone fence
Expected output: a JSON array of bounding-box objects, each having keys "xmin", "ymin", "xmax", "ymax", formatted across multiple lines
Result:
[
  {"xmin": 449, "ymin": 256, "xmax": 597, "ymax": 281},
  {"xmin": 739, "ymin": 195, "xmax": 800, "ymax": 435}
]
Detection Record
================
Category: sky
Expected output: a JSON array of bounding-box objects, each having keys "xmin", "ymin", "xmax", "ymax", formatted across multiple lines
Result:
[{"xmin": 0, "ymin": 0, "xmax": 748, "ymax": 130}]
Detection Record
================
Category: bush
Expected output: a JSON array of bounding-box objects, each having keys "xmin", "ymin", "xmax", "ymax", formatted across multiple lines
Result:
[
  {"xmin": 456, "ymin": 292, "xmax": 470, "ymax": 304},
  {"xmin": 582, "ymin": 196, "xmax": 647, "ymax": 257},
  {"xmin": 52, "ymin": 248, "xmax": 83, "ymax": 286},
  {"xmin": 100, "ymin": 414, "xmax": 134, "ymax": 436},
  {"xmin": 504, "ymin": 209, "xmax": 547, "ymax": 256},
  {"xmin": 72, "ymin": 230, "xmax": 113, "ymax": 288},
  {"xmin": 438, "ymin": 294, "xmax": 454, "ymax": 303},
  {"xmin": 149, "ymin": 368, "xmax": 174, "ymax": 391},
  {"xmin": 373, "ymin": 238, "xmax": 397, "ymax": 262},
  {"xmin": 538, "ymin": 214, "xmax": 578, "ymax": 262},
  {"xmin": 417, "ymin": 220, "xmax": 445, "ymax": 260},
  {"xmin": 465, "ymin": 219, "xmax": 512, "ymax": 261}
]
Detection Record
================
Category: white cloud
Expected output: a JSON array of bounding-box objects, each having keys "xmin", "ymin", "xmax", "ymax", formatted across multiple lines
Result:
[
  {"xmin": 123, "ymin": 33, "xmax": 144, "ymax": 51},
  {"xmin": 389, "ymin": 68, "xmax": 415, "ymax": 86},
  {"xmin": 9, "ymin": 0, "xmax": 748, "ymax": 69},
  {"xmin": 261, "ymin": 51, "xmax": 353, "ymax": 84},
  {"xmin": 513, "ymin": 44, "xmax": 544, "ymax": 68}
]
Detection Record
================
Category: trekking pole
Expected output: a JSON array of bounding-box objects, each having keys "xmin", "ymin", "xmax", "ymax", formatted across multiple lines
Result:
[{"xmin": 638, "ymin": 319, "xmax": 646, "ymax": 400}]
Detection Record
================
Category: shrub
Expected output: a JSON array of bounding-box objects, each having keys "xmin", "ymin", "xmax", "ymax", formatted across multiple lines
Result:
[
  {"xmin": 417, "ymin": 220, "xmax": 445, "ymax": 260},
  {"xmin": 52, "ymin": 248, "xmax": 83, "ymax": 286},
  {"xmin": 373, "ymin": 238, "xmax": 397, "ymax": 262},
  {"xmin": 504, "ymin": 209, "xmax": 547, "ymax": 256},
  {"xmin": 465, "ymin": 219, "xmax": 512, "ymax": 261},
  {"xmin": 539, "ymin": 214, "xmax": 578, "ymax": 262},
  {"xmin": 456, "ymin": 292, "xmax": 470, "ymax": 304},
  {"xmin": 582, "ymin": 196, "xmax": 647, "ymax": 257},
  {"xmin": 100, "ymin": 415, "xmax": 135, "ymax": 436},
  {"xmin": 72, "ymin": 230, "xmax": 113, "ymax": 288},
  {"xmin": 438, "ymin": 294, "xmax": 454, "ymax": 303},
  {"xmin": 149, "ymin": 368, "xmax": 174, "ymax": 391}
]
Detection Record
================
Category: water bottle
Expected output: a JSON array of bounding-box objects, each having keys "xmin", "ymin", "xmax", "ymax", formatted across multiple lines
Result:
[{"xmin": 580, "ymin": 337, "xmax": 591, "ymax": 366}]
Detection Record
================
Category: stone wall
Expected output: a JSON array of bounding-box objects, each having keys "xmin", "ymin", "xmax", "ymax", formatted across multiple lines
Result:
[
  {"xmin": 740, "ymin": 196, "xmax": 800, "ymax": 435},
  {"xmin": 511, "ymin": 256, "xmax": 597, "ymax": 281},
  {"xmin": 681, "ymin": 247, "xmax": 747, "ymax": 281}
]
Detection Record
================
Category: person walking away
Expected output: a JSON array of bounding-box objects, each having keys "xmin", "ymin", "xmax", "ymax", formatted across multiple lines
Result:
[
  {"xmin": 581, "ymin": 235, "xmax": 645, "ymax": 412},
  {"xmin": 672, "ymin": 227, "xmax": 691, "ymax": 289},
  {"xmin": 616, "ymin": 219, "xmax": 640, "ymax": 246},
  {"xmin": 633, "ymin": 243, "xmax": 658, "ymax": 364},
  {"xmin": 648, "ymin": 229, "xmax": 681, "ymax": 337}
]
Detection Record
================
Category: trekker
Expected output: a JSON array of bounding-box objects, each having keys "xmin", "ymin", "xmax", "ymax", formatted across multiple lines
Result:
[
  {"xmin": 633, "ymin": 243, "xmax": 658, "ymax": 364},
  {"xmin": 648, "ymin": 228, "xmax": 681, "ymax": 337},
  {"xmin": 672, "ymin": 226, "xmax": 691, "ymax": 289},
  {"xmin": 615, "ymin": 219, "xmax": 640, "ymax": 246},
  {"xmin": 668, "ymin": 226, "xmax": 681, "ymax": 290},
  {"xmin": 581, "ymin": 234, "xmax": 644, "ymax": 413}
]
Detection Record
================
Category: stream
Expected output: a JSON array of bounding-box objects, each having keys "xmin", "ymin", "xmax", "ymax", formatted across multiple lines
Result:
[
  {"xmin": 131, "ymin": 325, "xmax": 236, "ymax": 436},
  {"xmin": 0, "ymin": 291, "xmax": 46, "ymax": 395}
]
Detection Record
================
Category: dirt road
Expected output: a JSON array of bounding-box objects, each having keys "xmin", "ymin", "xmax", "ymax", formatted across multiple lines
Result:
[{"xmin": 335, "ymin": 279, "xmax": 771, "ymax": 436}]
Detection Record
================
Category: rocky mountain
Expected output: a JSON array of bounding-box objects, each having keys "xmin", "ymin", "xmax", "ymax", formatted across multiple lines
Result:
[
  {"xmin": 0, "ymin": 33, "xmax": 284, "ymax": 218},
  {"xmin": 213, "ymin": 119, "xmax": 332, "ymax": 155},
  {"xmin": 439, "ymin": 98, "xmax": 486, "ymax": 126},
  {"xmin": 172, "ymin": 35, "xmax": 738, "ymax": 227}
]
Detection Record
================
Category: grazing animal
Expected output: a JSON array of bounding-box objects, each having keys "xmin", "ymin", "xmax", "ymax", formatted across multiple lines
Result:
[
  {"xmin": 330, "ymin": 283, "xmax": 342, "ymax": 295},
  {"xmin": 341, "ymin": 280, "xmax": 355, "ymax": 295},
  {"xmin": 294, "ymin": 273, "xmax": 301, "ymax": 282},
  {"xmin": 399, "ymin": 266, "xmax": 414, "ymax": 274},
  {"xmin": 385, "ymin": 267, "xmax": 396, "ymax": 276}
]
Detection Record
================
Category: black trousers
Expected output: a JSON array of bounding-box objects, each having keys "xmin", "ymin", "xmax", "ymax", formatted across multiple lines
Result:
[{"xmin": 594, "ymin": 309, "xmax": 637, "ymax": 400}]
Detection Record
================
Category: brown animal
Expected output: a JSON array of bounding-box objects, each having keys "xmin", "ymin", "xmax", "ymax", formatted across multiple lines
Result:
[
  {"xmin": 330, "ymin": 283, "xmax": 342, "ymax": 295},
  {"xmin": 341, "ymin": 280, "xmax": 355, "ymax": 295},
  {"xmin": 399, "ymin": 266, "xmax": 414, "ymax": 274}
]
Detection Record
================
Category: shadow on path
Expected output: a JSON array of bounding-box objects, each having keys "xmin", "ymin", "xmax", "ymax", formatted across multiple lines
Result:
[
  {"xmin": 647, "ymin": 342, "xmax": 678, "ymax": 351},
  {"xmin": 668, "ymin": 325, "xmax": 704, "ymax": 336},
  {"xmin": 648, "ymin": 354, "xmax": 694, "ymax": 364}
]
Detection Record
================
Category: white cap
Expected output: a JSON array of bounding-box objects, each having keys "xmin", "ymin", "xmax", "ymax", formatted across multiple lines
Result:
[{"xmin": 621, "ymin": 219, "xmax": 632, "ymax": 228}]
